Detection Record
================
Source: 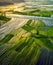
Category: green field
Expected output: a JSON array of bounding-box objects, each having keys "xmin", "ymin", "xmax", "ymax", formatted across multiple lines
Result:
[{"xmin": 0, "ymin": 19, "xmax": 53, "ymax": 65}]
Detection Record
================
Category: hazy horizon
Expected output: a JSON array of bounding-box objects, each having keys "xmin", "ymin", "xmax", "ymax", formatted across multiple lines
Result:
[
  {"xmin": 0, "ymin": 0, "xmax": 53, "ymax": 3},
  {"xmin": 0, "ymin": 0, "xmax": 53, "ymax": 6}
]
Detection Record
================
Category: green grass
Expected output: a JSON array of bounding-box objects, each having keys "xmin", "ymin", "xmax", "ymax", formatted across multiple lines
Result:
[
  {"xmin": 0, "ymin": 15, "xmax": 11, "ymax": 21},
  {"xmin": 0, "ymin": 19, "xmax": 53, "ymax": 65},
  {"xmin": 0, "ymin": 15, "xmax": 11, "ymax": 25},
  {"xmin": 0, "ymin": 34, "xmax": 14, "ymax": 45}
]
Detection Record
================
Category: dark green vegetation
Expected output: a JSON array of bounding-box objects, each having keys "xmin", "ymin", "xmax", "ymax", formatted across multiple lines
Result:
[
  {"xmin": 0, "ymin": 19, "xmax": 53, "ymax": 65},
  {"xmin": 0, "ymin": 15, "xmax": 11, "ymax": 25},
  {"xmin": 0, "ymin": 34, "xmax": 14, "ymax": 45},
  {"xmin": 0, "ymin": 15, "xmax": 11, "ymax": 21}
]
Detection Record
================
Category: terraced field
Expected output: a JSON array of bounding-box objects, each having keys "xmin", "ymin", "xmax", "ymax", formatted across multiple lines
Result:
[{"xmin": 0, "ymin": 20, "xmax": 53, "ymax": 65}]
